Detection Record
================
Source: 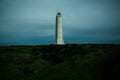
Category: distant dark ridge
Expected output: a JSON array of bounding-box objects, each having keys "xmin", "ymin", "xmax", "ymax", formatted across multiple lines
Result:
[{"xmin": 0, "ymin": 43, "xmax": 119, "ymax": 47}]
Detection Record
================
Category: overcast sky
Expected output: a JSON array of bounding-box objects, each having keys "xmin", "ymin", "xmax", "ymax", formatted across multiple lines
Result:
[{"xmin": 0, "ymin": 0, "xmax": 120, "ymax": 45}]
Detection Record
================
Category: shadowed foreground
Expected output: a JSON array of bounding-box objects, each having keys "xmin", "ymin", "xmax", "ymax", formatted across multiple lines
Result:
[{"xmin": 0, "ymin": 44, "xmax": 120, "ymax": 80}]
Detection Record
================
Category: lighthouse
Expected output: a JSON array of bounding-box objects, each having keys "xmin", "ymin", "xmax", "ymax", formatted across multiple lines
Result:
[{"xmin": 55, "ymin": 11, "xmax": 64, "ymax": 45}]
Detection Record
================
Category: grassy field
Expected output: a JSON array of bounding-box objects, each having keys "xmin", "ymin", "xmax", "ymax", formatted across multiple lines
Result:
[{"xmin": 0, "ymin": 44, "xmax": 120, "ymax": 80}]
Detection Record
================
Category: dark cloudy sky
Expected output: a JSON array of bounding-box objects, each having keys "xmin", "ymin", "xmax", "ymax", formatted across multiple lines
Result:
[{"xmin": 0, "ymin": 0, "xmax": 120, "ymax": 45}]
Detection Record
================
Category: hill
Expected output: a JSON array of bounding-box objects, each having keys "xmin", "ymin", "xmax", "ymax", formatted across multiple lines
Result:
[{"xmin": 0, "ymin": 44, "xmax": 120, "ymax": 80}]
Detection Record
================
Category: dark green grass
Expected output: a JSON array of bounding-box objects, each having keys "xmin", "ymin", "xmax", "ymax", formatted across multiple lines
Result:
[{"xmin": 0, "ymin": 44, "xmax": 120, "ymax": 80}]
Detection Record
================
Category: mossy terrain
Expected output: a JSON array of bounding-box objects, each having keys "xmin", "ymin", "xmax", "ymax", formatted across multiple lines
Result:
[{"xmin": 0, "ymin": 44, "xmax": 120, "ymax": 80}]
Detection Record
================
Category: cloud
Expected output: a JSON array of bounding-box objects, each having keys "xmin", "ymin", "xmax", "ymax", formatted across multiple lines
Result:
[{"xmin": 0, "ymin": 0, "xmax": 120, "ymax": 45}]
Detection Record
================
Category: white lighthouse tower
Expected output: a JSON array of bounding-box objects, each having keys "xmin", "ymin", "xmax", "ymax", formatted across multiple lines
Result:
[{"xmin": 55, "ymin": 11, "xmax": 64, "ymax": 45}]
